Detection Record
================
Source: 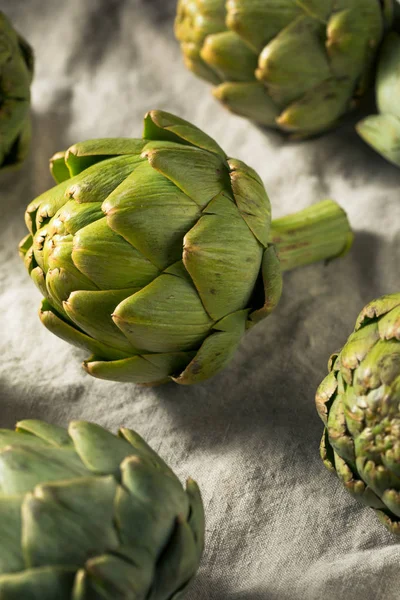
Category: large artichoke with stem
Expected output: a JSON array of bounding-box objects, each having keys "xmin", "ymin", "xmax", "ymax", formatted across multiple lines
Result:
[
  {"xmin": 357, "ymin": 32, "xmax": 400, "ymax": 168},
  {"xmin": 0, "ymin": 419, "xmax": 204, "ymax": 599},
  {"xmin": 0, "ymin": 11, "xmax": 33, "ymax": 169},
  {"xmin": 316, "ymin": 294, "xmax": 400, "ymax": 534},
  {"xmin": 175, "ymin": 0, "xmax": 393, "ymax": 138},
  {"xmin": 20, "ymin": 110, "xmax": 353, "ymax": 386}
]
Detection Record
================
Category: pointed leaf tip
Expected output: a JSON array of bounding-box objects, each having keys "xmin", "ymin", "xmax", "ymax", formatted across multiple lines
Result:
[{"xmin": 143, "ymin": 110, "xmax": 226, "ymax": 159}]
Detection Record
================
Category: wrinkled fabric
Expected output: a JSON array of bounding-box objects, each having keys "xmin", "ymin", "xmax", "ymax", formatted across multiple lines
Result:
[{"xmin": 1, "ymin": 1, "xmax": 400, "ymax": 599}]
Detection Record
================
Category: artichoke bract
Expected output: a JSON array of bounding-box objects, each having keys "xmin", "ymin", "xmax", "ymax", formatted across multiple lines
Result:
[
  {"xmin": 357, "ymin": 32, "xmax": 400, "ymax": 168},
  {"xmin": 316, "ymin": 294, "xmax": 400, "ymax": 534},
  {"xmin": 20, "ymin": 110, "xmax": 353, "ymax": 386},
  {"xmin": 0, "ymin": 11, "xmax": 33, "ymax": 169},
  {"xmin": 0, "ymin": 419, "xmax": 204, "ymax": 599},
  {"xmin": 175, "ymin": 0, "xmax": 393, "ymax": 137}
]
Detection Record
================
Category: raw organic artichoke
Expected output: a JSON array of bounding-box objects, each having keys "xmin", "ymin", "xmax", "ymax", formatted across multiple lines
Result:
[
  {"xmin": 175, "ymin": 0, "xmax": 393, "ymax": 137},
  {"xmin": 0, "ymin": 11, "xmax": 33, "ymax": 169},
  {"xmin": 316, "ymin": 294, "xmax": 400, "ymax": 534},
  {"xmin": 20, "ymin": 110, "xmax": 353, "ymax": 386},
  {"xmin": 357, "ymin": 32, "xmax": 400, "ymax": 167},
  {"xmin": 0, "ymin": 419, "xmax": 204, "ymax": 599}
]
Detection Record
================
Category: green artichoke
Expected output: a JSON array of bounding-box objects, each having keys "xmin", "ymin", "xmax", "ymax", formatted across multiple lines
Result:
[
  {"xmin": 20, "ymin": 110, "xmax": 353, "ymax": 386},
  {"xmin": 316, "ymin": 294, "xmax": 400, "ymax": 534},
  {"xmin": 357, "ymin": 32, "xmax": 400, "ymax": 167},
  {"xmin": 175, "ymin": 0, "xmax": 393, "ymax": 138},
  {"xmin": 0, "ymin": 419, "xmax": 204, "ymax": 599},
  {"xmin": 0, "ymin": 11, "xmax": 33, "ymax": 169}
]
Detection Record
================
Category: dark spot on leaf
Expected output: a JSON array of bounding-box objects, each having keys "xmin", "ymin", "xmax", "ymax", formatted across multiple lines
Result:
[{"xmin": 190, "ymin": 361, "xmax": 201, "ymax": 375}]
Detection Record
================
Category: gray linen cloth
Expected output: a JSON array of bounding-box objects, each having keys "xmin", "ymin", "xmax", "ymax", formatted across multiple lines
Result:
[{"xmin": 1, "ymin": 1, "xmax": 400, "ymax": 598}]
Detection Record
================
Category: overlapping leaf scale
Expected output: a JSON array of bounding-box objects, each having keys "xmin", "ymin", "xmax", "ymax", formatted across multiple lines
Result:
[
  {"xmin": 114, "ymin": 261, "xmax": 213, "ymax": 354},
  {"xmin": 256, "ymin": 16, "xmax": 331, "ymax": 109},
  {"xmin": 64, "ymin": 139, "xmax": 148, "ymax": 178},
  {"xmin": 143, "ymin": 110, "xmax": 226, "ymax": 159},
  {"xmin": 338, "ymin": 322, "xmax": 380, "ymax": 376},
  {"xmin": 70, "ymin": 215, "xmax": 160, "ymax": 354},
  {"xmin": 0, "ymin": 567, "xmax": 75, "ymax": 600},
  {"xmin": 85, "ymin": 351, "xmax": 197, "ymax": 385},
  {"xmin": 213, "ymin": 81, "xmax": 280, "ymax": 127},
  {"xmin": 68, "ymin": 421, "xmax": 141, "ymax": 476},
  {"xmin": 355, "ymin": 444, "xmax": 400, "ymax": 505},
  {"xmin": 227, "ymin": 158, "xmax": 270, "ymax": 246},
  {"xmin": 44, "ymin": 236, "xmax": 99, "ymax": 317},
  {"xmin": 326, "ymin": 0, "xmax": 384, "ymax": 84},
  {"xmin": 323, "ymin": 297, "xmax": 400, "ymax": 526},
  {"xmin": 16, "ymin": 420, "xmax": 72, "ymax": 447},
  {"xmin": 355, "ymin": 293, "xmax": 400, "ymax": 330},
  {"xmin": 103, "ymin": 160, "xmax": 201, "ymax": 270},
  {"xmin": 0, "ymin": 421, "xmax": 203, "ymax": 599},
  {"xmin": 32, "ymin": 155, "xmax": 148, "ymax": 344},
  {"xmin": 175, "ymin": 0, "xmax": 226, "ymax": 47},
  {"xmin": 180, "ymin": 0, "xmax": 386, "ymax": 135},
  {"xmin": 39, "ymin": 300, "xmax": 132, "ymax": 362},
  {"xmin": 0, "ymin": 445, "xmax": 90, "ymax": 496},
  {"xmin": 333, "ymin": 451, "xmax": 385, "ymax": 510},
  {"xmin": 21, "ymin": 477, "xmax": 119, "ymax": 569},
  {"xmin": 26, "ymin": 179, "xmax": 73, "ymax": 238},
  {"xmin": 72, "ymin": 217, "xmax": 159, "ymax": 290},
  {"xmin": 101, "ymin": 140, "xmax": 238, "ymax": 357},
  {"xmin": 357, "ymin": 33, "xmax": 400, "ymax": 168},
  {"xmin": 357, "ymin": 114, "xmax": 400, "ymax": 168},
  {"xmin": 173, "ymin": 309, "xmax": 248, "ymax": 385},
  {"xmin": 326, "ymin": 391, "xmax": 356, "ymax": 469},
  {"xmin": 143, "ymin": 140, "xmax": 230, "ymax": 209},
  {"xmin": 353, "ymin": 339, "xmax": 400, "ymax": 395},
  {"xmin": 72, "ymin": 553, "xmax": 153, "ymax": 599},
  {"xmin": 200, "ymin": 30, "xmax": 258, "ymax": 83},
  {"xmin": 183, "ymin": 192, "xmax": 262, "ymax": 321},
  {"xmin": 175, "ymin": 0, "xmax": 227, "ymax": 85},
  {"xmin": 63, "ymin": 289, "xmax": 141, "ymax": 355},
  {"xmin": 226, "ymin": 0, "xmax": 305, "ymax": 54},
  {"xmin": 375, "ymin": 33, "xmax": 400, "ymax": 119},
  {"xmin": 25, "ymin": 109, "xmax": 276, "ymax": 384}
]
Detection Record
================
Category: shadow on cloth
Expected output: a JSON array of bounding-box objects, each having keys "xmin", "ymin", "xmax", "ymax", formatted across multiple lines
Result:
[
  {"xmin": 0, "ymin": 380, "xmax": 43, "ymax": 428},
  {"xmin": 135, "ymin": 0, "xmax": 177, "ymax": 24},
  {"xmin": 64, "ymin": 0, "xmax": 125, "ymax": 72},
  {"xmin": 189, "ymin": 570, "xmax": 293, "ymax": 600},
  {"xmin": 256, "ymin": 103, "xmax": 400, "ymax": 185},
  {"xmin": 0, "ymin": 378, "xmax": 85, "ymax": 430},
  {"xmin": 349, "ymin": 230, "xmax": 384, "ymax": 300}
]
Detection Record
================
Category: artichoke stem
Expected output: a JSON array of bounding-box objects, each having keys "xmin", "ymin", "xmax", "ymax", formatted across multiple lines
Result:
[{"xmin": 269, "ymin": 200, "xmax": 353, "ymax": 272}]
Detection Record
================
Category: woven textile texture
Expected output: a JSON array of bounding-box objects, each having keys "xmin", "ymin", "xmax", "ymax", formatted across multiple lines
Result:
[{"xmin": 1, "ymin": 1, "xmax": 400, "ymax": 598}]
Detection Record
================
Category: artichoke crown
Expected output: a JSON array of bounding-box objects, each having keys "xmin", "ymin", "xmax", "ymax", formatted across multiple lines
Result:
[
  {"xmin": 0, "ymin": 419, "xmax": 204, "ymax": 599},
  {"xmin": 316, "ymin": 293, "xmax": 400, "ymax": 533},
  {"xmin": 357, "ymin": 31, "xmax": 400, "ymax": 167},
  {"xmin": 175, "ymin": 0, "xmax": 392, "ymax": 136},
  {"xmin": 0, "ymin": 11, "xmax": 33, "ymax": 169},
  {"xmin": 20, "ymin": 110, "xmax": 281, "ymax": 385}
]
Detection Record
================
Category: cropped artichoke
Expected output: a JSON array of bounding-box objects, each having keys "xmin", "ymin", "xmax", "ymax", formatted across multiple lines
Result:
[
  {"xmin": 0, "ymin": 419, "xmax": 204, "ymax": 599},
  {"xmin": 175, "ymin": 0, "xmax": 393, "ymax": 137},
  {"xmin": 316, "ymin": 294, "xmax": 400, "ymax": 534},
  {"xmin": 20, "ymin": 110, "xmax": 352, "ymax": 386},
  {"xmin": 357, "ymin": 32, "xmax": 400, "ymax": 168},
  {"xmin": 0, "ymin": 11, "xmax": 33, "ymax": 169}
]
